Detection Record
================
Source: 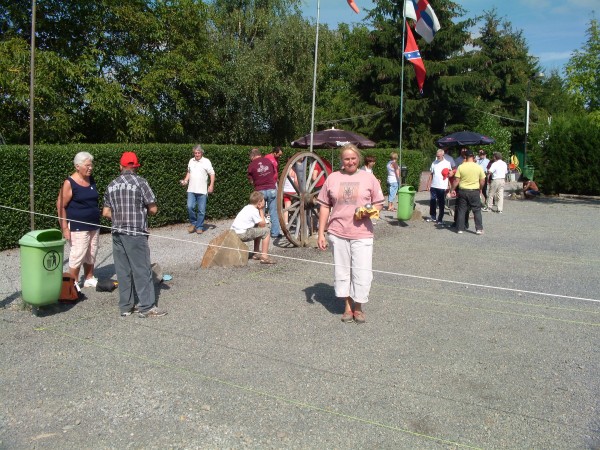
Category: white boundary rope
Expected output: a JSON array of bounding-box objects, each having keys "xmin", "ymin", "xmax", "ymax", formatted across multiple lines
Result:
[{"xmin": 2, "ymin": 204, "xmax": 600, "ymax": 305}]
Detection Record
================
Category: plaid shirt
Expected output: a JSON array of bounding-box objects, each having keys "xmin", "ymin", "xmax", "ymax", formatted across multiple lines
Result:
[{"xmin": 103, "ymin": 171, "xmax": 156, "ymax": 235}]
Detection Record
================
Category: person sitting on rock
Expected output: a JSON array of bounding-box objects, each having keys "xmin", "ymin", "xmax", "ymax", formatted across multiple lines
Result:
[{"xmin": 230, "ymin": 191, "xmax": 276, "ymax": 264}]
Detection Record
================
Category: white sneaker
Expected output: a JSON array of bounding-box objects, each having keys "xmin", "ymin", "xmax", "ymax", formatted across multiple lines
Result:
[{"xmin": 83, "ymin": 277, "xmax": 98, "ymax": 288}]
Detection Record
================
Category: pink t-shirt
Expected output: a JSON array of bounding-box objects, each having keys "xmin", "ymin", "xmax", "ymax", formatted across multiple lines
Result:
[{"xmin": 317, "ymin": 170, "xmax": 384, "ymax": 239}]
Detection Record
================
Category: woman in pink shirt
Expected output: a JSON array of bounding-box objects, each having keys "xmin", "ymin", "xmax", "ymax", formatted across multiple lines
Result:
[{"xmin": 317, "ymin": 144, "xmax": 384, "ymax": 324}]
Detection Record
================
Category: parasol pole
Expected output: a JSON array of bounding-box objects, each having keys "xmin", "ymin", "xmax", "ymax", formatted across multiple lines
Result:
[
  {"xmin": 29, "ymin": 0, "xmax": 36, "ymax": 230},
  {"xmin": 308, "ymin": 0, "xmax": 321, "ymax": 153},
  {"xmin": 398, "ymin": 4, "xmax": 407, "ymax": 185}
]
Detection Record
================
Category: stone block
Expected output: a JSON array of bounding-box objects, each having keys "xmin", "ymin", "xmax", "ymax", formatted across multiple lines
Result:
[{"xmin": 201, "ymin": 230, "xmax": 249, "ymax": 268}]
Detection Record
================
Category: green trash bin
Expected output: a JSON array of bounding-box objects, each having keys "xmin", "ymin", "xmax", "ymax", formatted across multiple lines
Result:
[
  {"xmin": 397, "ymin": 185, "xmax": 416, "ymax": 221},
  {"xmin": 523, "ymin": 165, "xmax": 535, "ymax": 180},
  {"xmin": 19, "ymin": 229, "xmax": 66, "ymax": 306}
]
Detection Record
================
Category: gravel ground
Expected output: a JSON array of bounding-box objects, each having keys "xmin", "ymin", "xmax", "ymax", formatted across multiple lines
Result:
[{"xmin": 1, "ymin": 189, "xmax": 599, "ymax": 449}]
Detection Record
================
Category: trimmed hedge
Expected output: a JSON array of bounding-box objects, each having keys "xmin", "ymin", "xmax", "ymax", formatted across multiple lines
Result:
[{"xmin": 0, "ymin": 144, "xmax": 427, "ymax": 250}]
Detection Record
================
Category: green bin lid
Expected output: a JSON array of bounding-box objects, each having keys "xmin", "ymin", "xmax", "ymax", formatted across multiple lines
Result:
[
  {"xmin": 18, "ymin": 229, "xmax": 66, "ymax": 247},
  {"xmin": 399, "ymin": 185, "xmax": 416, "ymax": 193}
]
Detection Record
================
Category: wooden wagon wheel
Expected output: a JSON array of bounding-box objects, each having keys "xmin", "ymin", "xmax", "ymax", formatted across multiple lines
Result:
[{"xmin": 277, "ymin": 152, "xmax": 330, "ymax": 247}]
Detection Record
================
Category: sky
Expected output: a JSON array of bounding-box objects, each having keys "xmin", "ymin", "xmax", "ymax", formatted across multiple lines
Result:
[{"xmin": 301, "ymin": 0, "xmax": 598, "ymax": 75}]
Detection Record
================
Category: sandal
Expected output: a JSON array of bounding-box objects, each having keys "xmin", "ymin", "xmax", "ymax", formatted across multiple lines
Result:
[
  {"xmin": 260, "ymin": 258, "xmax": 276, "ymax": 265},
  {"xmin": 341, "ymin": 311, "xmax": 354, "ymax": 323},
  {"xmin": 251, "ymin": 254, "xmax": 262, "ymax": 260},
  {"xmin": 353, "ymin": 311, "xmax": 366, "ymax": 324}
]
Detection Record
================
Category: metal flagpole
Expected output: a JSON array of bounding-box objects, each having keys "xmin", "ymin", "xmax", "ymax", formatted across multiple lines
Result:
[
  {"xmin": 29, "ymin": 0, "xmax": 36, "ymax": 230},
  {"xmin": 398, "ymin": 2, "xmax": 407, "ymax": 185},
  {"xmin": 309, "ymin": 0, "xmax": 321, "ymax": 153}
]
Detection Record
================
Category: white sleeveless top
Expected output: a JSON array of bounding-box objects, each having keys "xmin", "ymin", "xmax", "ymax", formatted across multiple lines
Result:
[{"xmin": 387, "ymin": 161, "xmax": 398, "ymax": 183}]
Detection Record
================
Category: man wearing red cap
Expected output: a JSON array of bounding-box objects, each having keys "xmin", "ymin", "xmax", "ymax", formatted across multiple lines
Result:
[
  {"xmin": 102, "ymin": 152, "xmax": 167, "ymax": 318},
  {"xmin": 426, "ymin": 149, "xmax": 452, "ymax": 225}
]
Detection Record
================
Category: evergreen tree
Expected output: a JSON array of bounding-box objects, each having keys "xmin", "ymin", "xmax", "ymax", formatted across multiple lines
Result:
[
  {"xmin": 565, "ymin": 18, "xmax": 599, "ymax": 111},
  {"xmin": 471, "ymin": 10, "xmax": 543, "ymax": 150},
  {"xmin": 354, "ymin": 0, "xmax": 475, "ymax": 150}
]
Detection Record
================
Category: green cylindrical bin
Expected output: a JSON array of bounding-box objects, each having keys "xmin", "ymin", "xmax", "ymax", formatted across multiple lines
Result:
[
  {"xmin": 523, "ymin": 165, "xmax": 535, "ymax": 180},
  {"xmin": 397, "ymin": 185, "xmax": 416, "ymax": 221},
  {"xmin": 19, "ymin": 229, "xmax": 66, "ymax": 306}
]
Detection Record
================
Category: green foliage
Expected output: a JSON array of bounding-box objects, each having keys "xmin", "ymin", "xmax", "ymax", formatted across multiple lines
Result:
[
  {"xmin": 528, "ymin": 114, "xmax": 600, "ymax": 195},
  {"xmin": 356, "ymin": 0, "xmax": 478, "ymax": 151},
  {"xmin": 1, "ymin": 0, "xmax": 597, "ymax": 181},
  {"xmin": 0, "ymin": 145, "xmax": 426, "ymax": 250},
  {"xmin": 474, "ymin": 114, "xmax": 511, "ymax": 162},
  {"xmin": 565, "ymin": 18, "xmax": 600, "ymax": 111}
]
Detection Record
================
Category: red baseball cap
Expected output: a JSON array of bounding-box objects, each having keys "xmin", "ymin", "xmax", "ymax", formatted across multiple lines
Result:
[
  {"xmin": 120, "ymin": 152, "xmax": 140, "ymax": 168},
  {"xmin": 441, "ymin": 168, "xmax": 449, "ymax": 180}
]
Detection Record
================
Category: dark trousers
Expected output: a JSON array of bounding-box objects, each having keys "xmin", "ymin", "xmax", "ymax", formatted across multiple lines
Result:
[
  {"xmin": 457, "ymin": 189, "xmax": 483, "ymax": 232},
  {"xmin": 453, "ymin": 187, "xmax": 470, "ymax": 228},
  {"xmin": 112, "ymin": 233, "xmax": 156, "ymax": 314},
  {"xmin": 429, "ymin": 188, "xmax": 446, "ymax": 222}
]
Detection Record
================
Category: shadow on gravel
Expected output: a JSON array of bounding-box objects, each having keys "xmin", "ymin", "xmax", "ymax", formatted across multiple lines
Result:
[
  {"xmin": 0, "ymin": 291, "xmax": 21, "ymax": 308},
  {"xmin": 535, "ymin": 197, "xmax": 600, "ymax": 207},
  {"xmin": 303, "ymin": 282, "xmax": 343, "ymax": 314},
  {"xmin": 32, "ymin": 301, "xmax": 80, "ymax": 317},
  {"xmin": 386, "ymin": 219, "xmax": 410, "ymax": 227}
]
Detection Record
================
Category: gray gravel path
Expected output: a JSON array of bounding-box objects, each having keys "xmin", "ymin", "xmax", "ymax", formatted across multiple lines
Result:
[{"xmin": 1, "ymin": 190, "xmax": 599, "ymax": 449}]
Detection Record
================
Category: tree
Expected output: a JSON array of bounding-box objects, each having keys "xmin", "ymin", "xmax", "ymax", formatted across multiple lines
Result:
[
  {"xmin": 353, "ymin": 0, "xmax": 476, "ymax": 150},
  {"xmin": 474, "ymin": 113, "xmax": 511, "ymax": 162},
  {"xmin": 205, "ymin": 0, "xmax": 315, "ymax": 145},
  {"xmin": 565, "ymin": 18, "xmax": 599, "ymax": 111},
  {"xmin": 529, "ymin": 113, "xmax": 600, "ymax": 195},
  {"xmin": 468, "ymin": 9, "xmax": 547, "ymax": 155}
]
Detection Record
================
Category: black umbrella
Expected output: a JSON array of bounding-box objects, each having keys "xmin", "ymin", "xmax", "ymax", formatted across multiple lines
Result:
[
  {"xmin": 291, "ymin": 127, "xmax": 376, "ymax": 149},
  {"xmin": 435, "ymin": 131, "xmax": 495, "ymax": 148}
]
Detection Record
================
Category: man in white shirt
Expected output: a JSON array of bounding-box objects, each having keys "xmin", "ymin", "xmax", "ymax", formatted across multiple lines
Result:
[
  {"xmin": 426, "ymin": 149, "xmax": 452, "ymax": 224},
  {"xmin": 483, "ymin": 152, "xmax": 508, "ymax": 213},
  {"xmin": 477, "ymin": 149, "xmax": 490, "ymax": 203},
  {"xmin": 181, "ymin": 145, "xmax": 215, "ymax": 234}
]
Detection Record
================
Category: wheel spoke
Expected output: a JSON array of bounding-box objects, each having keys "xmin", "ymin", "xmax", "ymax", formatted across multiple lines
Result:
[{"xmin": 277, "ymin": 152, "xmax": 329, "ymax": 247}]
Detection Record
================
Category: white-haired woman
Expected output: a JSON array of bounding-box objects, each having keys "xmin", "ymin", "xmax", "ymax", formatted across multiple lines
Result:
[
  {"xmin": 317, "ymin": 144, "xmax": 384, "ymax": 324},
  {"xmin": 56, "ymin": 152, "xmax": 100, "ymax": 288}
]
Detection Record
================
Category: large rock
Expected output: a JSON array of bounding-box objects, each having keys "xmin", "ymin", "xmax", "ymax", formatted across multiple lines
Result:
[{"xmin": 201, "ymin": 230, "xmax": 249, "ymax": 268}]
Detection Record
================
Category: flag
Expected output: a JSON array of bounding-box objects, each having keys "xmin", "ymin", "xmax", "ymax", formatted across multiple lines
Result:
[
  {"xmin": 410, "ymin": 0, "xmax": 441, "ymax": 43},
  {"xmin": 347, "ymin": 0, "xmax": 359, "ymax": 14},
  {"xmin": 404, "ymin": 0, "xmax": 416, "ymax": 20},
  {"xmin": 403, "ymin": 23, "xmax": 426, "ymax": 93}
]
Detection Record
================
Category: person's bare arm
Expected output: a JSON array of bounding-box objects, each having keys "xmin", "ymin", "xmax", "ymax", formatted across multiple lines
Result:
[
  {"xmin": 147, "ymin": 203, "xmax": 158, "ymax": 216},
  {"xmin": 56, "ymin": 180, "xmax": 73, "ymax": 239},
  {"xmin": 181, "ymin": 167, "xmax": 190, "ymax": 186},
  {"xmin": 257, "ymin": 204, "xmax": 266, "ymax": 227},
  {"xmin": 317, "ymin": 204, "xmax": 330, "ymax": 250},
  {"xmin": 450, "ymin": 177, "xmax": 459, "ymax": 192},
  {"xmin": 208, "ymin": 173, "xmax": 215, "ymax": 194},
  {"xmin": 102, "ymin": 206, "xmax": 112, "ymax": 219}
]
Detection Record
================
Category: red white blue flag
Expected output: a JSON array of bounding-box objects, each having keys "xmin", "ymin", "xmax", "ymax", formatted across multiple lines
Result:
[
  {"xmin": 404, "ymin": 23, "xmax": 426, "ymax": 94},
  {"xmin": 407, "ymin": 0, "xmax": 440, "ymax": 43}
]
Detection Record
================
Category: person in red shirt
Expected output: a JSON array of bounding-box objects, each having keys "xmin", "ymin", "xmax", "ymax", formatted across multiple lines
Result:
[
  {"xmin": 264, "ymin": 146, "xmax": 283, "ymax": 186},
  {"xmin": 247, "ymin": 148, "xmax": 282, "ymax": 238}
]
